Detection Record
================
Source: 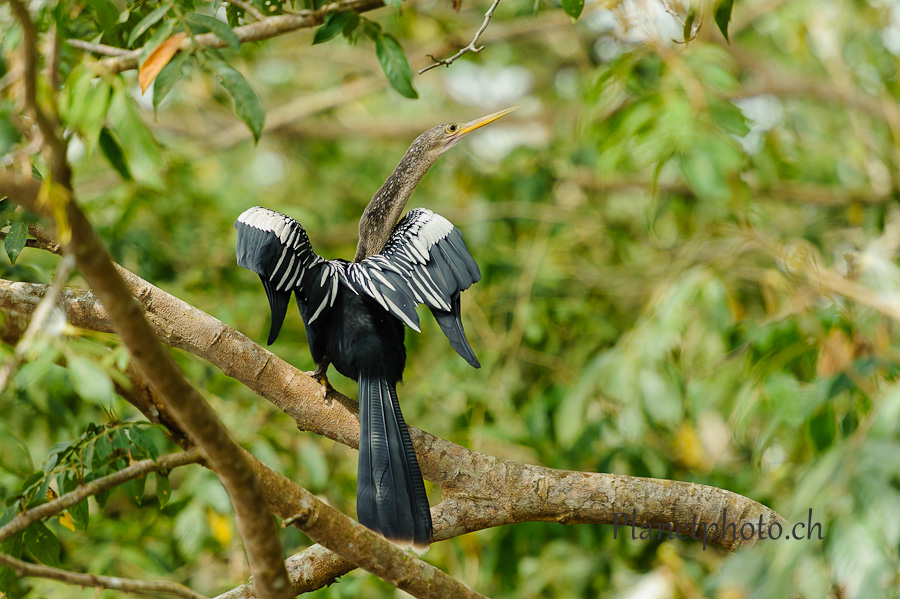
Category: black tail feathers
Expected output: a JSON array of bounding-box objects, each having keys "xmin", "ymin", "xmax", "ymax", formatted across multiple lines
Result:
[{"xmin": 357, "ymin": 374, "xmax": 432, "ymax": 551}]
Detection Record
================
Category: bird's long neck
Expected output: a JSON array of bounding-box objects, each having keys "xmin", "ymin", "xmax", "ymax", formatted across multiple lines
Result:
[{"xmin": 353, "ymin": 140, "xmax": 437, "ymax": 263}]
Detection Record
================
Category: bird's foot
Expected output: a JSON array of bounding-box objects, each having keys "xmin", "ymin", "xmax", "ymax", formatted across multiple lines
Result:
[{"xmin": 305, "ymin": 369, "xmax": 334, "ymax": 399}]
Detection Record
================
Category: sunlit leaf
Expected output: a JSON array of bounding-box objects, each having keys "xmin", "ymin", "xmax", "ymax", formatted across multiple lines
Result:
[
  {"xmin": 375, "ymin": 33, "xmax": 417, "ymax": 99},
  {"xmin": 139, "ymin": 31, "xmax": 186, "ymax": 93}
]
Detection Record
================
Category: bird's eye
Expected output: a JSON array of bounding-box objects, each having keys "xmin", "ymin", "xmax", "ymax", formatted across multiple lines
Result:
[{"xmin": 445, "ymin": 124, "xmax": 458, "ymax": 134}]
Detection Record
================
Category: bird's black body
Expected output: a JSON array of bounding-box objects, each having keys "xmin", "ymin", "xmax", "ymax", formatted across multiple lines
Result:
[
  {"xmin": 235, "ymin": 107, "xmax": 513, "ymax": 550},
  {"xmin": 298, "ymin": 279, "xmax": 432, "ymax": 545},
  {"xmin": 235, "ymin": 206, "xmax": 481, "ymax": 550}
]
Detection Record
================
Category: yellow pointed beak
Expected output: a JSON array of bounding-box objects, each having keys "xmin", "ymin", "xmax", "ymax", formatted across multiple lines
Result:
[{"xmin": 456, "ymin": 106, "xmax": 518, "ymax": 136}]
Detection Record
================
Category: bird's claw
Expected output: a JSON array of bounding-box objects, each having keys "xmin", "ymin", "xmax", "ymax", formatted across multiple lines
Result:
[{"xmin": 305, "ymin": 370, "xmax": 334, "ymax": 398}]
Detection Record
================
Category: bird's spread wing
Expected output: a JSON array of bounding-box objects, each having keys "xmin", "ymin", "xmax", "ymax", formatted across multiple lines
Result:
[
  {"xmin": 234, "ymin": 206, "xmax": 340, "ymax": 343},
  {"xmin": 343, "ymin": 208, "xmax": 482, "ymax": 367}
]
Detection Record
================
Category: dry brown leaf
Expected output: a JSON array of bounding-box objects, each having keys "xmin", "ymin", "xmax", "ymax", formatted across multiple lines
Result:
[{"xmin": 138, "ymin": 32, "xmax": 187, "ymax": 94}]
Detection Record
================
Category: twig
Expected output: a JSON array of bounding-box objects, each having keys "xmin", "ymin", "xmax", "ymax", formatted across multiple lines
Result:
[
  {"xmin": 95, "ymin": 0, "xmax": 386, "ymax": 74},
  {"xmin": 0, "ymin": 552, "xmax": 209, "ymax": 599},
  {"xmin": 0, "ymin": 253, "xmax": 73, "ymax": 393},
  {"xmin": 418, "ymin": 0, "xmax": 503, "ymax": 74},
  {"xmin": 66, "ymin": 39, "xmax": 133, "ymax": 57},
  {"xmin": 0, "ymin": 448, "xmax": 202, "ymax": 543}
]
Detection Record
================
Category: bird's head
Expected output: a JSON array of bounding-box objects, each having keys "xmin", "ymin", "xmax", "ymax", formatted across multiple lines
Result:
[{"xmin": 410, "ymin": 106, "xmax": 518, "ymax": 162}]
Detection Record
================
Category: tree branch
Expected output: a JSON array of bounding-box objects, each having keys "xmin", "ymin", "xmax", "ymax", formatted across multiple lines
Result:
[
  {"xmin": 87, "ymin": 0, "xmax": 386, "ymax": 74},
  {"xmin": 117, "ymin": 368, "xmax": 489, "ymax": 599},
  {"xmin": 0, "ymin": 261, "xmax": 786, "ymax": 594},
  {"xmin": 0, "ymin": 552, "xmax": 209, "ymax": 599},
  {"xmin": 0, "ymin": 449, "xmax": 203, "ymax": 544},
  {"xmin": 1, "ymin": 3, "xmax": 294, "ymax": 590},
  {"xmin": 419, "ymin": 0, "xmax": 502, "ymax": 74},
  {"xmin": 0, "ymin": 174, "xmax": 488, "ymax": 599},
  {"xmin": 66, "ymin": 39, "xmax": 134, "ymax": 57}
]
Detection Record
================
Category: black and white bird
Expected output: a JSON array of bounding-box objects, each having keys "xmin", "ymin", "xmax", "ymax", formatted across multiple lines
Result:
[{"xmin": 234, "ymin": 107, "xmax": 515, "ymax": 550}]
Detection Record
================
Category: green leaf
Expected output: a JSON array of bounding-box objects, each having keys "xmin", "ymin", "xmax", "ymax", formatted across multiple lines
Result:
[
  {"xmin": 67, "ymin": 355, "xmax": 115, "ymax": 405},
  {"xmin": 85, "ymin": 0, "xmax": 118, "ymax": 33},
  {"xmin": 0, "ymin": 532, "xmax": 26, "ymax": 599},
  {"xmin": 128, "ymin": 3, "xmax": 170, "ymax": 47},
  {"xmin": 62, "ymin": 69, "xmax": 112, "ymax": 153},
  {"xmin": 313, "ymin": 11, "xmax": 355, "ymax": 45},
  {"xmin": 130, "ymin": 475, "xmax": 146, "ymax": 505},
  {"xmin": 156, "ymin": 472, "xmax": 171, "ymax": 507},
  {"xmin": 561, "ymin": 0, "xmax": 584, "ymax": 19},
  {"xmin": 5, "ymin": 218, "xmax": 27, "ymax": 264},
  {"xmin": 107, "ymin": 88, "xmax": 165, "ymax": 188},
  {"xmin": 186, "ymin": 13, "xmax": 240, "ymax": 51},
  {"xmin": 57, "ymin": 473, "xmax": 89, "ymax": 529},
  {"xmin": 98, "ymin": 127, "xmax": 132, "ymax": 180},
  {"xmin": 362, "ymin": 19, "xmax": 381, "ymax": 42},
  {"xmin": 206, "ymin": 57, "xmax": 265, "ymax": 142},
  {"xmin": 128, "ymin": 425, "xmax": 160, "ymax": 461},
  {"xmin": 68, "ymin": 498, "xmax": 89, "ymax": 530},
  {"xmin": 809, "ymin": 403, "xmax": 837, "ymax": 451},
  {"xmin": 0, "ymin": 421, "xmax": 32, "ymax": 477},
  {"xmin": 0, "ymin": 198, "xmax": 15, "ymax": 227},
  {"xmin": 23, "ymin": 522, "xmax": 60, "ymax": 567},
  {"xmin": 375, "ymin": 33, "xmax": 417, "ymax": 100},
  {"xmin": 91, "ymin": 432, "xmax": 113, "ymax": 470},
  {"xmin": 341, "ymin": 11, "xmax": 360, "ymax": 39},
  {"xmin": 715, "ymin": 0, "xmax": 734, "ymax": 42},
  {"xmin": 153, "ymin": 47, "xmax": 188, "ymax": 111}
]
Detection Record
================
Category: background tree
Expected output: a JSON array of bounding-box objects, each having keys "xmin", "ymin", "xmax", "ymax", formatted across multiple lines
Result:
[{"xmin": 1, "ymin": 0, "xmax": 899, "ymax": 597}]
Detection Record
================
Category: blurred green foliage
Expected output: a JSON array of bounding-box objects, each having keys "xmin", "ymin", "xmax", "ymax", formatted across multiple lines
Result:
[{"xmin": 2, "ymin": 0, "xmax": 900, "ymax": 597}]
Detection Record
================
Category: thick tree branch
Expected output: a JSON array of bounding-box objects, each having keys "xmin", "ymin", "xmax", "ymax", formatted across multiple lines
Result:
[
  {"xmin": 0, "ymin": 269, "xmax": 784, "ymax": 544},
  {"xmin": 0, "ymin": 449, "xmax": 203, "ymax": 544},
  {"xmin": 0, "ymin": 553, "xmax": 208, "ymax": 599},
  {"xmin": 0, "ymin": 264, "xmax": 786, "ymax": 581},
  {"xmin": 86, "ymin": 0, "xmax": 386, "ymax": 74},
  {"xmin": 418, "ymin": 0, "xmax": 502, "ymax": 73}
]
